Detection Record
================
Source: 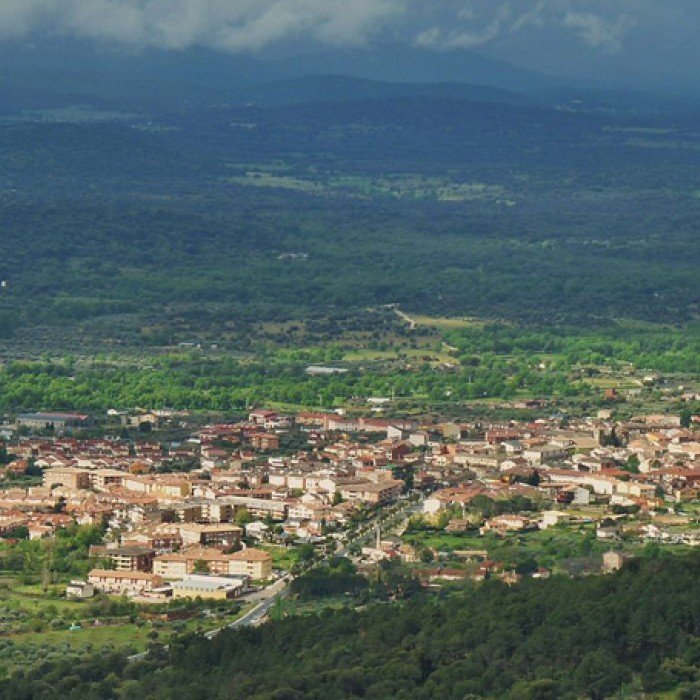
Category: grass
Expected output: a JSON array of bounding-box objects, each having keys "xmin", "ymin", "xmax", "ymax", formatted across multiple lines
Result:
[
  {"xmin": 407, "ymin": 314, "xmax": 485, "ymax": 330},
  {"xmin": 403, "ymin": 523, "xmax": 698, "ymax": 574},
  {"xmin": 342, "ymin": 348, "xmax": 456, "ymax": 364},
  {"xmin": 0, "ymin": 573, "xmax": 255, "ymax": 667},
  {"xmin": 0, "ymin": 584, "xmax": 86, "ymax": 614},
  {"xmin": 11, "ymin": 623, "xmax": 148, "ymax": 652},
  {"xmin": 226, "ymin": 168, "xmax": 511, "ymax": 203},
  {"xmin": 260, "ymin": 544, "xmax": 302, "ymax": 572}
]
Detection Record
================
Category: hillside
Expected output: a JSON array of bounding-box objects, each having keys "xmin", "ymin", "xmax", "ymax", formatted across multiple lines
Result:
[{"xmin": 2, "ymin": 552, "xmax": 699, "ymax": 699}]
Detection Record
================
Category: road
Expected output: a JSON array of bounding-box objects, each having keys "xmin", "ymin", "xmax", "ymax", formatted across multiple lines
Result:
[
  {"xmin": 205, "ymin": 578, "xmax": 288, "ymax": 639},
  {"xmin": 393, "ymin": 307, "xmax": 417, "ymax": 330}
]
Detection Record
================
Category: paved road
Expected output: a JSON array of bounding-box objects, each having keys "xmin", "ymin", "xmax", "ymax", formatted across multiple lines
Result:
[{"xmin": 205, "ymin": 579, "xmax": 289, "ymax": 639}]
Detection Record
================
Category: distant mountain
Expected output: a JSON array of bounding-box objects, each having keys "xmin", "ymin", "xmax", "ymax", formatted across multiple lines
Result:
[
  {"xmin": 0, "ymin": 38, "xmax": 557, "ymax": 114},
  {"xmin": 238, "ymin": 75, "xmax": 532, "ymax": 108},
  {"xmin": 269, "ymin": 43, "xmax": 560, "ymax": 92},
  {"xmin": 1, "ymin": 38, "xmax": 687, "ymax": 119}
]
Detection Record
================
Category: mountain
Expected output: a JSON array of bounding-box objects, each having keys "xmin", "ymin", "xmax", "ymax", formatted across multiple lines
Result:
[
  {"xmin": 268, "ymin": 43, "xmax": 561, "ymax": 91},
  {"xmin": 236, "ymin": 75, "xmax": 532, "ymax": 108},
  {"xmin": 0, "ymin": 38, "xmax": 557, "ymax": 113}
]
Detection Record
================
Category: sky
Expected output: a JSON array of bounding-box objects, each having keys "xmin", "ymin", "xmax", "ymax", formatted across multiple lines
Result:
[{"xmin": 1, "ymin": 1, "xmax": 698, "ymax": 88}]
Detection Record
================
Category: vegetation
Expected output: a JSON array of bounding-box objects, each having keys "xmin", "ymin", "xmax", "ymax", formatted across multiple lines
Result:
[
  {"xmin": 2, "ymin": 551, "xmax": 700, "ymax": 698},
  {"xmin": 0, "ymin": 318, "xmax": 697, "ymax": 414}
]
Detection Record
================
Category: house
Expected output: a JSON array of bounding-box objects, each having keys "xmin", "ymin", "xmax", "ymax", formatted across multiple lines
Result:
[
  {"xmin": 480, "ymin": 515, "xmax": 534, "ymax": 535},
  {"xmin": 250, "ymin": 433, "xmax": 280, "ymax": 451},
  {"xmin": 419, "ymin": 568, "xmax": 470, "ymax": 583},
  {"xmin": 66, "ymin": 580, "xmax": 95, "ymax": 599},
  {"xmin": 88, "ymin": 569, "xmax": 163, "ymax": 596},
  {"xmin": 245, "ymin": 521, "xmax": 270, "ymax": 540},
  {"xmin": 439, "ymin": 422, "xmax": 461, "ymax": 440},
  {"xmin": 596, "ymin": 523, "xmax": 621, "ymax": 540},
  {"xmin": 602, "ymin": 550, "xmax": 630, "ymax": 573},
  {"xmin": 408, "ymin": 431, "xmax": 429, "ymax": 447},
  {"xmin": 539, "ymin": 511, "xmax": 572, "ymax": 529}
]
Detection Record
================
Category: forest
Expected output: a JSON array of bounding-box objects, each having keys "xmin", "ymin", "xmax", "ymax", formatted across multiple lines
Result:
[
  {"xmin": 1, "ymin": 550, "xmax": 699, "ymax": 699},
  {"xmin": 1, "ymin": 74, "xmax": 699, "ymax": 349}
]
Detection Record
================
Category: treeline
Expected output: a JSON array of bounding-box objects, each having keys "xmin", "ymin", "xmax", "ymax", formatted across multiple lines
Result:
[
  {"xmin": 448, "ymin": 321, "xmax": 700, "ymax": 374},
  {"xmin": 1, "ymin": 315, "xmax": 697, "ymax": 412},
  {"xmin": 1, "ymin": 317, "xmax": 697, "ymax": 411},
  {"xmin": 2, "ymin": 551, "xmax": 700, "ymax": 699},
  {"xmin": 0, "ymin": 351, "xmax": 591, "ymax": 412}
]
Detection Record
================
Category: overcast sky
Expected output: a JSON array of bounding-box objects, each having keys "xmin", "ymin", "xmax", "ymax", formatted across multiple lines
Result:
[{"xmin": 1, "ymin": 1, "xmax": 699, "ymax": 86}]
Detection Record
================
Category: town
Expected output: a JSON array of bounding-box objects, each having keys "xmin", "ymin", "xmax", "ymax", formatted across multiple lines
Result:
[{"xmin": 1, "ymin": 403, "xmax": 698, "ymax": 630}]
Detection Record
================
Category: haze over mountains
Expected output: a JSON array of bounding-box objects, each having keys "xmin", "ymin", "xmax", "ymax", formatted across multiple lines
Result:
[{"xmin": 1, "ymin": 38, "xmax": 699, "ymax": 116}]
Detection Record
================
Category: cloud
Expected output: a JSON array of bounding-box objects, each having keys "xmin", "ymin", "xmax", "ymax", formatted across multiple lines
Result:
[
  {"xmin": 563, "ymin": 11, "xmax": 633, "ymax": 53},
  {"xmin": 0, "ymin": 0, "xmax": 690, "ymax": 62},
  {"xmin": 413, "ymin": 1, "xmax": 636, "ymax": 54},
  {"xmin": 0, "ymin": 0, "xmax": 403, "ymax": 51},
  {"xmin": 416, "ymin": 5, "xmax": 512, "ymax": 50}
]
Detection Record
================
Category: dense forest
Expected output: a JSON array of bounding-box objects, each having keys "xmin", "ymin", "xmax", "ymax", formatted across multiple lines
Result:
[
  {"xmin": 2, "ymin": 551, "xmax": 700, "ymax": 699},
  {"xmin": 0, "ymin": 72, "xmax": 699, "ymax": 347}
]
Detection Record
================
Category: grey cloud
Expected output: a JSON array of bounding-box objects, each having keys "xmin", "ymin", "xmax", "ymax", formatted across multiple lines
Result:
[
  {"xmin": 0, "ymin": 0, "xmax": 696, "ymax": 72},
  {"xmin": 563, "ymin": 11, "xmax": 634, "ymax": 53},
  {"xmin": 412, "ymin": 1, "xmax": 637, "ymax": 54},
  {"xmin": 416, "ymin": 5, "xmax": 512, "ymax": 50},
  {"xmin": 0, "ymin": 0, "xmax": 403, "ymax": 50}
]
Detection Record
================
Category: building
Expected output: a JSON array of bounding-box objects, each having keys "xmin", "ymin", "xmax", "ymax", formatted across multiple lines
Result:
[
  {"xmin": 42, "ymin": 468, "xmax": 90, "ymax": 490},
  {"xmin": 88, "ymin": 569, "xmax": 163, "ymax": 596},
  {"xmin": 248, "ymin": 409, "xmax": 278, "ymax": 426},
  {"xmin": 66, "ymin": 580, "xmax": 95, "ymax": 599},
  {"xmin": 154, "ymin": 546, "xmax": 272, "ymax": 580},
  {"xmin": 602, "ymin": 550, "xmax": 630, "ymax": 573},
  {"xmin": 108, "ymin": 546, "xmax": 155, "ymax": 572},
  {"xmin": 171, "ymin": 574, "xmax": 248, "ymax": 600},
  {"xmin": 305, "ymin": 366, "xmax": 348, "ymax": 376},
  {"xmin": 227, "ymin": 548, "xmax": 273, "ymax": 580},
  {"xmin": 250, "ymin": 433, "xmax": 280, "ymax": 451},
  {"xmin": 339, "ymin": 479, "xmax": 403, "ymax": 506},
  {"xmin": 16, "ymin": 412, "xmax": 91, "ymax": 433},
  {"xmin": 524, "ymin": 444, "xmax": 570, "ymax": 464},
  {"xmin": 222, "ymin": 497, "xmax": 288, "ymax": 520},
  {"xmin": 179, "ymin": 524, "xmax": 242, "ymax": 547},
  {"xmin": 154, "ymin": 547, "xmax": 234, "ymax": 578}
]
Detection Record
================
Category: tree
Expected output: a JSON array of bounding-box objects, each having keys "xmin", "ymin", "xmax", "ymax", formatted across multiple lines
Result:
[
  {"xmin": 193, "ymin": 560, "xmax": 210, "ymax": 574},
  {"xmin": 575, "ymin": 649, "xmax": 627, "ymax": 700},
  {"xmin": 624, "ymin": 454, "xmax": 640, "ymax": 473},
  {"xmin": 680, "ymin": 408, "xmax": 692, "ymax": 428},
  {"xmin": 234, "ymin": 508, "xmax": 253, "ymax": 526}
]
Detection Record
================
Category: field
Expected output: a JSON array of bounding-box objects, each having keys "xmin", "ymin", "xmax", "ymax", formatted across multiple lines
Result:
[
  {"xmin": 0, "ymin": 577, "xmax": 254, "ymax": 675},
  {"xmin": 404, "ymin": 522, "xmax": 698, "ymax": 577}
]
